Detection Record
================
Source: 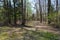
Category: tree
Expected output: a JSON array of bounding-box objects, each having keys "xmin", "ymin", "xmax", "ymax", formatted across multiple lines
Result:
[
  {"xmin": 3, "ymin": 0, "xmax": 13, "ymax": 25},
  {"xmin": 48, "ymin": 0, "xmax": 51, "ymax": 24},
  {"xmin": 13, "ymin": 0, "xmax": 16, "ymax": 25},
  {"xmin": 3, "ymin": 0, "xmax": 9, "ymax": 25},
  {"xmin": 21, "ymin": 0, "xmax": 26, "ymax": 25},
  {"xmin": 26, "ymin": 0, "xmax": 32, "ymax": 21},
  {"xmin": 38, "ymin": 0, "xmax": 42, "ymax": 23},
  {"xmin": 13, "ymin": 0, "xmax": 17, "ymax": 25},
  {"xmin": 56, "ymin": 0, "xmax": 58, "ymax": 13},
  {"xmin": 56, "ymin": 0, "xmax": 58, "ymax": 21},
  {"xmin": 35, "ymin": 1, "xmax": 39, "ymax": 21},
  {"xmin": 8, "ymin": 0, "xmax": 12, "ymax": 24}
]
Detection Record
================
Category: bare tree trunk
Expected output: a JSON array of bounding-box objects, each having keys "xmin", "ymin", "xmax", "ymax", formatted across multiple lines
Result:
[
  {"xmin": 8, "ymin": 0, "xmax": 12, "ymax": 24},
  {"xmin": 56, "ymin": 0, "xmax": 59, "ymax": 24},
  {"xmin": 21, "ymin": 0, "xmax": 26, "ymax": 26},
  {"xmin": 39, "ymin": 0, "xmax": 42, "ymax": 23},
  {"xmin": 35, "ymin": 2, "xmax": 39, "ymax": 21},
  {"xmin": 48, "ymin": 0, "xmax": 51, "ymax": 24},
  {"xmin": 45, "ymin": 0, "xmax": 47, "ymax": 23},
  {"xmin": 56, "ymin": 0, "xmax": 58, "ymax": 13},
  {"xmin": 13, "ymin": 0, "xmax": 17, "ymax": 25},
  {"xmin": 3, "ymin": 0, "xmax": 10, "ymax": 25}
]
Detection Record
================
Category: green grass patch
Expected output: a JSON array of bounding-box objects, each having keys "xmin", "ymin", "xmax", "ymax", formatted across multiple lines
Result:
[{"xmin": 23, "ymin": 30, "xmax": 60, "ymax": 40}]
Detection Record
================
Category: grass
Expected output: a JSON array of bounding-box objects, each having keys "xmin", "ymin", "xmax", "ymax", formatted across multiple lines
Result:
[
  {"xmin": 0, "ymin": 26, "xmax": 60, "ymax": 40},
  {"xmin": 24, "ymin": 31, "xmax": 60, "ymax": 40}
]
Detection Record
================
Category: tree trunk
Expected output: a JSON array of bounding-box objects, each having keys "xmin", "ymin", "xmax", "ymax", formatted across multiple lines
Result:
[
  {"xmin": 13, "ymin": 0, "xmax": 17, "ymax": 25},
  {"xmin": 39, "ymin": 0, "xmax": 42, "ymax": 23},
  {"xmin": 8, "ymin": 0, "xmax": 12, "ymax": 24},
  {"xmin": 35, "ymin": 2, "xmax": 39, "ymax": 21},
  {"xmin": 3, "ymin": 0, "xmax": 10, "ymax": 25},
  {"xmin": 48, "ymin": 0, "xmax": 51, "ymax": 24},
  {"xmin": 21, "ymin": 0, "xmax": 26, "ymax": 25},
  {"xmin": 56, "ymin": 0, "xmax": 58, "ymax": 13},
  {"xmin": 56, "ymin": 0, "xmax": 59, "ymax": 23}
]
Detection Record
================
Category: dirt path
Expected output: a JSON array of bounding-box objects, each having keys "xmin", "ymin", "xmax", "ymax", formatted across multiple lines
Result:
[
  {"xmin": 1, "ymin": 21, "xmax": 59, "ymax": 35},
  {"xmin": 24, "ymin": 21, "xmax": 60, "ymax": 34},
  {"xmin": 23, "ymin": 25, "xmax": 60, "ymax": 34}
]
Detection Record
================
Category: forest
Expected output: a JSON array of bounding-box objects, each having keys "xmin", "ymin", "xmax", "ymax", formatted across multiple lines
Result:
[{"xmin": 0, "ymin": 0, "xmax": 60, "ymax": 40}]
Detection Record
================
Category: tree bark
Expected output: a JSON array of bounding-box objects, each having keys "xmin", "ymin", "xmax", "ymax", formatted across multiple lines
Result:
[
  {"xmin": 13, "ymin": 0, "xmax": 17, "ymax": 25},
  {"xmin": 48, "ymin": 0, "xmax": 51, "ymax": 24},
  {"xmin": 39, "ymin": 0, "xmax": 42, "ymax": 23},
  {"xmin": 21, "ymin": 0, "xmax": 26, "ymax": 25},
  {"xmin": 56, "ymin": 0, "xmax": 58, "ymax": 13}
]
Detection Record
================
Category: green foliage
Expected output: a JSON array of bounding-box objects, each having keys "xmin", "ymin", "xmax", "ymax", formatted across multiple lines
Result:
[
  {"xmin": 48, "ymin": 12, "xmax": 60, "ymax": 28},
  {"xmin": 48, "ymin": 12, "xmax": 57, "ymax": 22},
  {"xmin": 23, "ymin": 31, "xmax": 60, "ymax": 40},
  {"xmin": 0, "ymin": 8, "xmax": 6, "ymax": 22},
  {"xmin": 47, "ymin": 4, "xmax": 60, "ymax": 28}
]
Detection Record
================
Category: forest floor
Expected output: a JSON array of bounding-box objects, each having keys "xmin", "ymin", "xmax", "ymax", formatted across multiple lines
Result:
[
  {"xmin": 0, "ymin": 21, "xmax": 60, "ymax": 40},
  {"xmin": 25, "ymin": 21, "xmax": 60, "ymax": 34}
]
